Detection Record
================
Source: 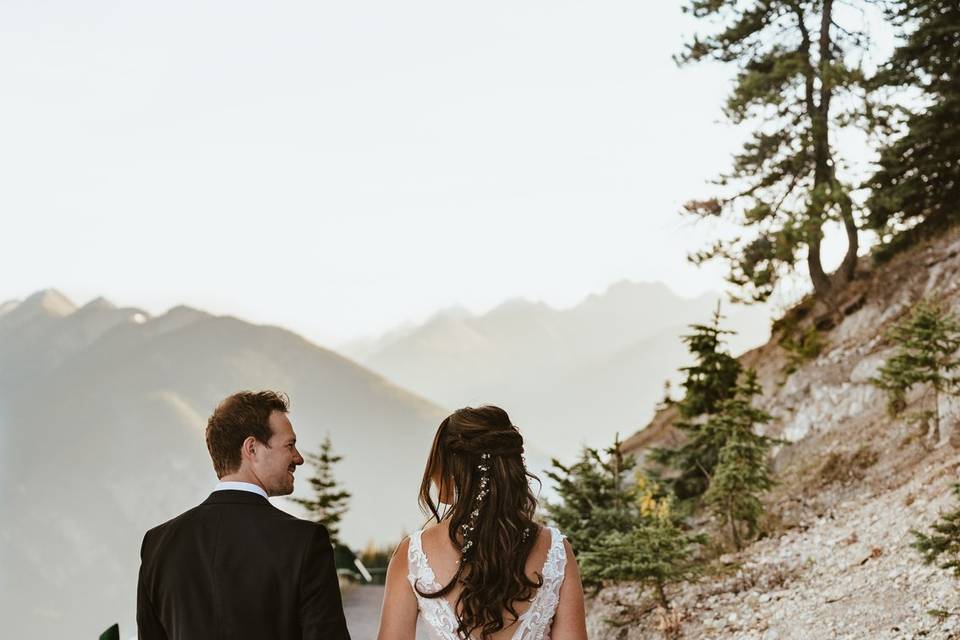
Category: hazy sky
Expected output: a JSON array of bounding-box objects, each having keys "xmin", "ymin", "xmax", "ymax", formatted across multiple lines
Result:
[{"xmin": 1, "ymin": 1, "xmax": 890, "ymax": 345}]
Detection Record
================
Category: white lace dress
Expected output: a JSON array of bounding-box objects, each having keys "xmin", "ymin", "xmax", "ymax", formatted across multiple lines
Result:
[{"xmin": 406, "ymin": 526, "xmax": 567, "ymax": 640}]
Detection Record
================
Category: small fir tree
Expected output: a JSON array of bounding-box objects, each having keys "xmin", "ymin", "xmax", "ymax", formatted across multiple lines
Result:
[
  {"xmin": 580, "ymin": 476, "xmax": 707, "ymax": 607},
  {"xmin": 656, "ymin": 379, "xmax": 676, "ymax": 411},
  {"xmin": 676, "ymin": 304, "xmax": 743, "ymax": 419},
  {"xmin": 912, "ymin": 484, "xmax": 960, "ymax": 577},
  {"xmin": 544, "ymin": 435, "xmax": 638, "ymax": 559},
  {"xmin": 650, "ymin": 305, "xmax": 743, "ymax": 499},
  {"xmin": 870, "ymin": 299, "xmax": 960, "ymax": 445},
  {"xmin": 290, "ymin": 435, "xmax": 351, "ymax": 544},
  {"xmin": 548, "ymin": 439, "xmax": 705, "ymax": 605},
  {"xmin": 702, "ymin": 370, "xmax": 778, "ymax": 550}
]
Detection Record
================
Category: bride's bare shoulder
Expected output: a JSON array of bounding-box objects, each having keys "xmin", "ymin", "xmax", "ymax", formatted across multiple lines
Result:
[{"xmin": 420, "ymin": 519, "xmax": 449, "ymax": 540}]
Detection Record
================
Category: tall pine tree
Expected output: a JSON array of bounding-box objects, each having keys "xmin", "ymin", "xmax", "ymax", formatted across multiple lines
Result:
[
  {"xmin": 290, "ymin": 435, "xmax": 351, "ymax": 545},
  {"xmin": 677, "ymin": 0, "xmax": 874, "ymax": 304},
  {"xmin": 650, "ymin": 305, "xmax": 742, "ymax": 499},
  {"xmin": 865, "ymin": 0, "xmax": 960, "ymax": 243},
  {"xmin": 871, "ymin": 299, "xmax": 960, "ymax": 446},
  {"xmin": 702, "ymin": 369, "xmax": 778, "ymax": 550}
]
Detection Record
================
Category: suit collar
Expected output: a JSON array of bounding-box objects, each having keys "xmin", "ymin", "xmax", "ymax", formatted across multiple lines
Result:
[{"xmin": 202, "ymin": 490, "xmax": 271, "ymax": 506}]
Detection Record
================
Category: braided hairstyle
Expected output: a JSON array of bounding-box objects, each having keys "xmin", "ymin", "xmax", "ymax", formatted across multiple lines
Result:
[{"xmin": 416, "ymin": 406, "xmax": 542, "ymax": 639}]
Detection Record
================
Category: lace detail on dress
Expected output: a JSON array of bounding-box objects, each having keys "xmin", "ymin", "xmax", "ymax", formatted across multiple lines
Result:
[
  {"xmin": 407, "ymin": 527, "xmax": 567, "ymax": 640},
  {"xmin": 408, "ymin": 529, "xmax": 461, "ymax": 637}
]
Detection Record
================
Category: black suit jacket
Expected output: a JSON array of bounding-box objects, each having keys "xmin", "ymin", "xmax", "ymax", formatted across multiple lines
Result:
[{"xmin": 137, "ymin": 490, "xmax": 351, "ymax": 640}]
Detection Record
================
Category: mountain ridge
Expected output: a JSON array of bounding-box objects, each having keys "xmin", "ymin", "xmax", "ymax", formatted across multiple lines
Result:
[
  {"xmin": 0, "ymin": 290, "xmax": 450, "ymax": 640},
  {"xmin": 347, "ymin": 279, "xmax": 773, "ymax": 458}
]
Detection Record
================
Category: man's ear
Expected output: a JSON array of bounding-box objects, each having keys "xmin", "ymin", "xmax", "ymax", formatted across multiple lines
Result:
[{"xmin": 241, "ymin": 435, "xmax": 259, "ymax": 461}]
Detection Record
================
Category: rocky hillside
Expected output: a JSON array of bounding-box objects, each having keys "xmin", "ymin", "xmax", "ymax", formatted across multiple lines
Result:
[{"xmin": 593, "ymin": 224, "xmax": 960, "ymax": 639}]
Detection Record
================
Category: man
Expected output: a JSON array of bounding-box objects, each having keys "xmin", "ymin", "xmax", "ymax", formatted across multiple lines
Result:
[{"xmin": 137, "ymin": 390, "xmax": 350, "ymax": 639}]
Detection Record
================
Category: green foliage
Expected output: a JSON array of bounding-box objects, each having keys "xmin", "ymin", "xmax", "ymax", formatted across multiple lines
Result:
[
  {"xmin": 656, "ymin": 379, "xmax": 676, "ymax": 411},
  {"xmin": 543, "ymin": 436, "xmax": 639, "ymax": 558},
  {"xmin": 677, "ymin": 0, "xmax": 869, "ymax": 302},
  {"xmin": 912, "ymin": 484, "xmax": 960, "ymax": 577},
  {"xmin": 677, "ymin": 305, "xmax": 743, "ymax": 419},
  {"xmin": 99, "ymin": 624, "xmax": 120, "ymax": 640},
  {"xmin": 546, "ymin": 438, "xmax": 705, "ymax": 606},
  {"xmin": 780, "ymin": 323, "xmax": 826, "ymax": 375},
  {"xmin": 289, "ymin": 435, "xmax": 351, "ymax": 544},
  {"xmin": 702, "ymin": 370, "xmax": 779, "ymax": 550},
  {"xmin": 865, "ymin": 0, "xmax": 960, "ymax": 241},
  {"xmin": 870, "ymin": 299, "xmax": 960, "ymax": 443},
  {"xmin": 650, "ymin": 306, "xmax": 742, "ymax": 499},
  {"xmin": 580, "ymin": 516, "xmax": 707, "ymax": 608}
]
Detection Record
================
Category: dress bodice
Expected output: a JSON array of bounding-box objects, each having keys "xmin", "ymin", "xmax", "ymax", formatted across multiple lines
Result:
[{"xmin": 406, "ymin": 526, "xmax": 567, "ymax": 640}]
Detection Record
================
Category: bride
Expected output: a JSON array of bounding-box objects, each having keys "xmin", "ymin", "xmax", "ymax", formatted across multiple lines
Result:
[{"xmin": 377, "ymin": 406, "xmax": 588, "ymax": 640}]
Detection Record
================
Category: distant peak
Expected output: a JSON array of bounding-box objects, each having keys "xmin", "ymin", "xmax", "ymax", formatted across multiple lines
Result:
[
  {"xmin": 429, "ymin": 305, "xmax": 473, "ymax": 322},
  {"xmin": 0, "ymin": 298, "xmax": 19, "ymax": 316},
  {"xmin": 146, "ymin": 304, "xmax": 212, "ymax": 336},
  {"xmin": 78, "ymin": 296, "xmax": 116, "ymax": 312},
  {"xmin": 20, "ymin": 288, "xmax": 76, "ymax": 317},
  {"xmin": 488, "ymin": 297, "xmax": 552, "ymax": 315},
  {"xmin": 161, "ymin": 304, "xmax": 212, "ymax": 322}
]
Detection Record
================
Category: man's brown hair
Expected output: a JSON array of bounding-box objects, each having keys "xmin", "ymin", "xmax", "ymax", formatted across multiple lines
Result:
[{"xmin": 205, "ymin": 390, "xmax": 290, "ymax": 478}]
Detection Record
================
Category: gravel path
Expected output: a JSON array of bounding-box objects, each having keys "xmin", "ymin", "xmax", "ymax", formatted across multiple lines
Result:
[
  {"xmin": 342, "ymin": 584, "xmax": 429, "ymax": 640},
  {"xmin": 343, "ymin": 584, "xmax": 385, "ymax": 640}
]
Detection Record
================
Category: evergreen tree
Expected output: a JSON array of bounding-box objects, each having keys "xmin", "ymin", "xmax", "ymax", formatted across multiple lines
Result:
[
  {"xmin": 650, "ymin": 305, "xmax": 742, "ymax": 499},
  {"xmin": 581, "ymin": 520, "xmax": 706, "ymax": 608},
  {"xmin": 290, "ymin": 435, "xmax": 351, "ymax": 544},
  {"xmin": 677, "ymin": 0, "xmax": 874, "ymax": 304},
  {"xmin": 865, "ymin": 0, "xmax": 960, "ymax": 242},
  {"xmin": 544, "ymin": 435, "xmax": 638, "ymax": 558},
  {"xmin": 677, "ymin": 304, "xmax": 743, "ymax": 419},
  {"xmin": 547, "ymin": 439, "xmax": 705, "ymax": 603},
  {"xmin": 656, "ymin": 379, "xmax": 676, "ymax": 411},
  {"xmin": 702, "ymin": 370, "xmax": 778, "ymax": 550},
  {"xmin": 912, "ymin": 484, "xmax": 960, "ymax": 577},
  {"xmin": 870, "ymin": 299, "xmax": 960, "ymax": 445}
]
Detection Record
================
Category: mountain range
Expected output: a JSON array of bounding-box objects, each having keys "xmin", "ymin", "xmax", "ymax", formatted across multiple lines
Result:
[
  {"xmin": 0, "ymin": 281, "xmax": 771, "ymax": 638},
  {"xmin": 344, "ymin": 280, "xmax": 773, "ymax": 459},
  {"xmin": 0, "ymin": 289, "xmax": 447, "ymax": 639}
]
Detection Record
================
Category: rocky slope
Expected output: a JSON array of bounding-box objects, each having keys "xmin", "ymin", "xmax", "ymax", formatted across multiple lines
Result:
[{"xmin": 593, "ymin": 224, "xmax": 960, "ymax": 639}]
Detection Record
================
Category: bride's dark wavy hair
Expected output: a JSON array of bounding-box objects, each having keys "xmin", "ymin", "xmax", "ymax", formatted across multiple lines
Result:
[{"xmin": 416, "ymin": 406, "xmax": 542, "ymax": 639}]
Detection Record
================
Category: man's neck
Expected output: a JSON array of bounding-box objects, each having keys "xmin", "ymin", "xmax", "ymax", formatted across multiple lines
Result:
[{"xmin": 218, "ymin": 472, "xmax": 268, "ymax": 494}]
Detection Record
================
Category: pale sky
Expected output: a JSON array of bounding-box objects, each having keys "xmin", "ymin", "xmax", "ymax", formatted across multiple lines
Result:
[{"xmin": 0, "ymin": 1, "xmax": 892, "ymax": 345}]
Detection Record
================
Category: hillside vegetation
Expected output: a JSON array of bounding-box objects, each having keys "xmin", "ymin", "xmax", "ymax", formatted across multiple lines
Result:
[{"xmin": 589, "ymin": 222, "xmax": 960, "ymax": 639}]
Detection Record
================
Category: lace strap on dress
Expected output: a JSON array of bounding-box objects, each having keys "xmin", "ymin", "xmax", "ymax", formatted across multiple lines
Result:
[
  {"xmin": 514, "ymin": 527, "xmax": 568, "ymax": 640},
  {"xmin": 543, "ymin": 527, "xmax": 567, "ymax": 581},
  {"xmin": 406, "ymin": 529, "xmax": 430, "ymax": 585},
  {"xmin": 405, "ymin": 529, "xmax": 461, "ymax": 638}
]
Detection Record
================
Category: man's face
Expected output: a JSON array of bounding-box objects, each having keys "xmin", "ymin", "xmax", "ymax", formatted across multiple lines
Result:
[{"xmin": 252, "ymin": 410, "xmax": 304, "ymax": 496}]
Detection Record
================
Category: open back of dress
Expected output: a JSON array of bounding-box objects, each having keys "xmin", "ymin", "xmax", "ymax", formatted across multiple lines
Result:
[{"xmin": 406, "ymin": 526, "xmax": 567, "ymax": 640}]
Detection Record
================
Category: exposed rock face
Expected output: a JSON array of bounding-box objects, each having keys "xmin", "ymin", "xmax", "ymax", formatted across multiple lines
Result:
[{"xmin": 604, "ymin": 225, "xmax": 960, "ymax": 639}]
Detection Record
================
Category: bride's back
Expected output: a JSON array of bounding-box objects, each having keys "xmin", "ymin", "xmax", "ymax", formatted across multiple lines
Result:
[
  {"xmin": 417, "ymin": 522, "xmax": 558, "ymax": 640},
  {"xmin": 378, "ymin": 405, "xmax": 587, "ymax": 640}
]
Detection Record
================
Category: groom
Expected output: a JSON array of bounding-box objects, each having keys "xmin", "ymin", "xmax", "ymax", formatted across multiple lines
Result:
[{"xmin": 137, "ymin": 390, "xmax": 351, "ymax": 639}]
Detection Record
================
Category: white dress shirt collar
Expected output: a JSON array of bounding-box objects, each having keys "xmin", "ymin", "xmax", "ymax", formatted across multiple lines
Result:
[{"xmin": 214, "ymin": 480, "xmax": 269, "ymax": 500}]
